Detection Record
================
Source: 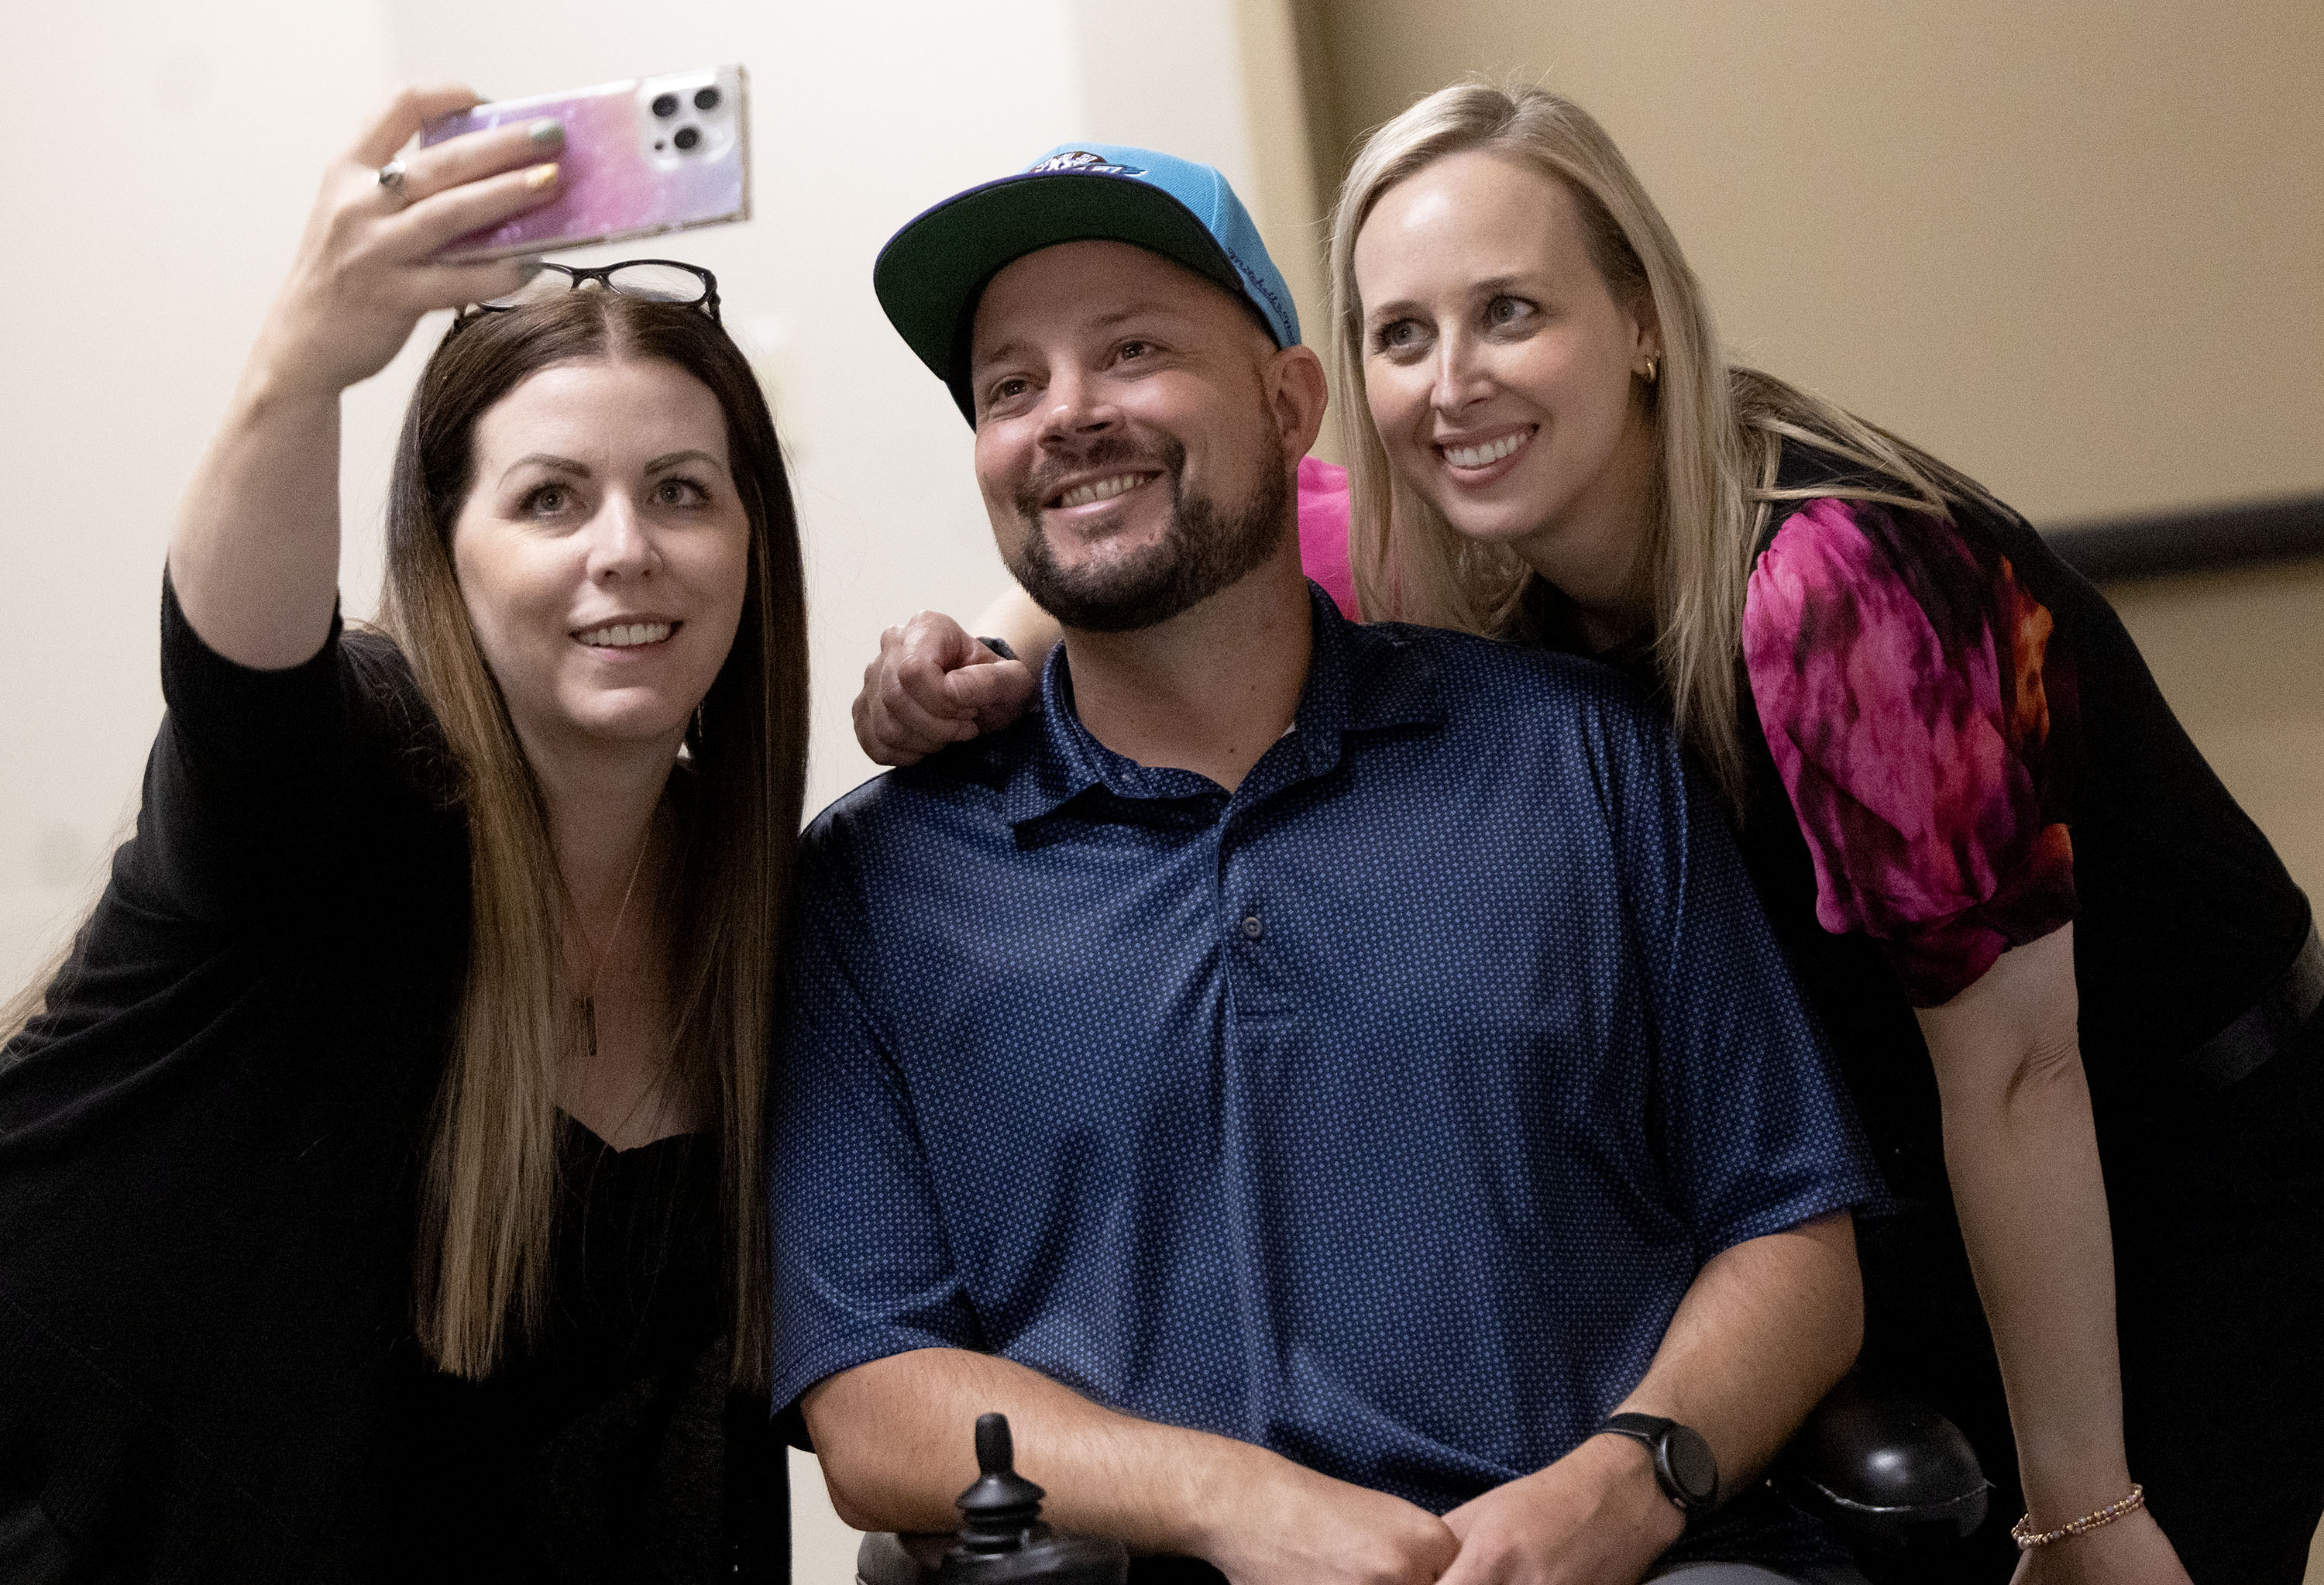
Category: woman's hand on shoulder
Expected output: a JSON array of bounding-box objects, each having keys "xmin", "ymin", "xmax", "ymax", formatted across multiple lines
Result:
[
  {"xmin": 247, "ymin": 85, "xmax": 561, "ymax": 402},
  {"xmin": 852, "ymin": 611, "xmax": 1036, "ymax": 766}
]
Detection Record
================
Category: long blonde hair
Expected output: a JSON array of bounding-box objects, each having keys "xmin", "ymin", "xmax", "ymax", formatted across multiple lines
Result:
[
  {"xmin": 1329, "ymin": 81, "xmax": 1982, "ymax": 801},
  {"xmin": 385, "ymin": 290, "xmax": 806, "ymax": 1386}
]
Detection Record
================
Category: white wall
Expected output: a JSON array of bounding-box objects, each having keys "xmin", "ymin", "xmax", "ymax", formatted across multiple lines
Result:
[
  {"xmin": 0, "ymin": 0, "xmax": 401, "ymax": 1008},
  {"xmin": 0, "ymin": 2, "xmax": 1281, "ymax": 1577}
]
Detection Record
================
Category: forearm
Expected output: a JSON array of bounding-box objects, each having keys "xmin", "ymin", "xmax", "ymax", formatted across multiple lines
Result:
[
  {"xmin": 167, "ymin": 87, "xmax": 550, "ymax": 673},
  {"xmin": 1430, "ymin": 1215, "xmax": 1860, "ymax": 1583},
  {"xmin": 1618, "ymin": 1212, "xmax": 1862, "ymax": 1493},
  {"xmin": 1918, "ymin": 924, "xmax": 2133, "ymax": 1524},
  {"xmin": 1935, "ymin": 1037, "xmax": 2129, "ymax": 1513},
  {"xmin": 803, "ymin": 1346, "xmax": 1275, "ymax": 1554},
  {"xmin": 167, "ymin": 365, "xmax": 345, "ymax": 672}
]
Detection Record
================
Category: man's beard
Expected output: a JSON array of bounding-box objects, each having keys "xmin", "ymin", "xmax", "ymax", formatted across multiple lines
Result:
[{"xmin": 1005, "ymin": 428, "xmax": 1291, "ymax": 634}]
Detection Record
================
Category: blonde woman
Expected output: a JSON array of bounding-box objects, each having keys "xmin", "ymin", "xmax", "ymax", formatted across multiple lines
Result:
[
  {"xmin": 0, "ymin": 90, "xmax": 805, "ymax": 1581},
  {"xmin": 854, "ymin": 85, "xmax": 2319, "ymax": 1585}
]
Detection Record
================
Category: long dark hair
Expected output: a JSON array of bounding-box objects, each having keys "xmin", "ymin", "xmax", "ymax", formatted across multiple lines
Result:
[{"xmin": 383, "ymin": 291, "xmax": 807, "ymax": 1387}]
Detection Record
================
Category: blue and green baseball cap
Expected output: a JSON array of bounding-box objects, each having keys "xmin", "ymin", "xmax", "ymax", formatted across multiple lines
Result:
[{"xmin": 873, "ymin": 143, "xmax": 1301, "ymax": 423}]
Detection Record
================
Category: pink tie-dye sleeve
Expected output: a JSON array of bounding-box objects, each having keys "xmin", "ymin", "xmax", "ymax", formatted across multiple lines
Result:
[
  {"xmin": 1741, "ymin": 498, "xmax": 2079, "ymax": 1006},
  {"xmin": 1296, "ymin": 456, "xmax": 1360, "ymax": 620}
]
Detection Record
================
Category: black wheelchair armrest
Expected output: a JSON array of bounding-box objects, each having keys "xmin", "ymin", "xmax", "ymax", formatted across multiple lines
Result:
[
  {"xmin": 858, "ymin": 1531, "xmax": 949, "ymax": 1585},
  {"xmin": 858, "ymin": 1535, "xmax": 1221, "ymax": 1585},
  {"xmin": 1770, "ymin": 1374, "xmax": 1991, "ymax": 1554}
]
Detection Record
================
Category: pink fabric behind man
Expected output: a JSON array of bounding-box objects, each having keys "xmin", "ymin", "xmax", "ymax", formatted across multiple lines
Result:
[{"xmin": 1296, "ymin": 456, "xmax": 1357, "ymax": 619}]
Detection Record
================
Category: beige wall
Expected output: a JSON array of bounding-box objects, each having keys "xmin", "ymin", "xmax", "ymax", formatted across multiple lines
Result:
[
  {"xmin": 1299, "ymin": 0, "xmax": 2324, "ymax": 525},
  {"xmin": 2109, "ymin": 558, "xmax": 2324, "ymax": 903}
]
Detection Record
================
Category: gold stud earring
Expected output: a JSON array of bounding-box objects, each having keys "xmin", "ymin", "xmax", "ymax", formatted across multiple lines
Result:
[{"xmin": 1642, "ymin": 355, "xmax": 1660, "ymax": 385}]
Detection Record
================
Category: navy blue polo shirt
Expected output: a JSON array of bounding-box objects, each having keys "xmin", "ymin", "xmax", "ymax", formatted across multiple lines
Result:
[{"xmin": 772, "ymin": 586, "xmax": 1882, "ymax": 1566}]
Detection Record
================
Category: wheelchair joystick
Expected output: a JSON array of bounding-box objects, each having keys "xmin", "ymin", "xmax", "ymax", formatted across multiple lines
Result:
[
  {"xmin": 930, "ymin": 1413, "xmax": 1129, "ymax": 1584},
  {"xmin": 952, "ymin": 1415, "xmax": 1047, "ymax": 1553}
]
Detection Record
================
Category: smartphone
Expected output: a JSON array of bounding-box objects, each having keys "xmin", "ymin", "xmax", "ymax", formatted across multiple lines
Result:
[{"xmin": 421, "ymin": 64, "xmax": 751, "ymax": 261}]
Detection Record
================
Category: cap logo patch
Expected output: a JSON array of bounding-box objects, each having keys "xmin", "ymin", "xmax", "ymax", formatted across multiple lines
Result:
[{"xmin": 1027, "ymin": 150, "xmax": 1147, "ymax": 177}]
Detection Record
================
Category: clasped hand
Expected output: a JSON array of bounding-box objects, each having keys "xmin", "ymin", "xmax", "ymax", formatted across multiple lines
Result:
[{"xmin": 1209, "ymin": 1437, "xmax": 1680, "ymax": 1585}]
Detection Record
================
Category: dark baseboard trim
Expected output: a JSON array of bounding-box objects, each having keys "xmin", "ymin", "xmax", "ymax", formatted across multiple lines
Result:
[{"xmin": 2044, "ymin": 493, "xmax": 2324, "ymax": 584}]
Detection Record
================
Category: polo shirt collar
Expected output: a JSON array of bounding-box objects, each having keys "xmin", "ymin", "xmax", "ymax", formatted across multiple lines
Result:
[{"xmin": 1002, "ymin": 581, "xmax": 1446, "ymax": 830}]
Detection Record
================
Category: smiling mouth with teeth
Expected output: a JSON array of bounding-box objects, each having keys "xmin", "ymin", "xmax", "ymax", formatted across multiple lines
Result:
[
  {"xmin": 1440, "ymin": 430, "xmax": 1534, "ymax": 469},
  {"xmin": 576, "ymin": 621, "xmax": 676, "ymax": 648},
  {"xmin": 1051, "ymin": 473, "xmax": 1157, "ymax": 511}
]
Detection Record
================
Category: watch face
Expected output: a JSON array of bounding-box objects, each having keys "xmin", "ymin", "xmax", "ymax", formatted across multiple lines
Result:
[{"xmin": 1662, "ymin": 1424, "xmax": 1720, "ymax": 1508}]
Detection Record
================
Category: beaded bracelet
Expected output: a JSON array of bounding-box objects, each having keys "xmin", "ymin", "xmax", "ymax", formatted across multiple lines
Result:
[{"xmin": 2011, "ymin": 1484, "xmax": 2146, "ymax": 1550}]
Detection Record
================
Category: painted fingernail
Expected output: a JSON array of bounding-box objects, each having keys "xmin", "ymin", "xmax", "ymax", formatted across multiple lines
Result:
[
  {"xmin": 524, "ymin": 162, "xmax": 559, "ymax": 191},
  {"xmin": 528, "ymin": 118, "xmax": 564, "ymax": 147}
]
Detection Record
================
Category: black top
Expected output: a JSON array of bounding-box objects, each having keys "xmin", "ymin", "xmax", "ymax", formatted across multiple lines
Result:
[
  {"xmin": 395, "ymin": 1120, "xmax": 789, "ymax": 1583},
  {"xmin": 0, "ymin": 579, "xmax": 782, "ymax": 1582},
  {"xmin": 1729, "ymin": 444, "xmax": 2312, "ymax": 1200}
]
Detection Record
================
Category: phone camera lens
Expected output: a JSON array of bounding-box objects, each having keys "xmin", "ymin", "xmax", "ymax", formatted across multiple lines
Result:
[
  {"xmin": 651, "ymin": 92, "xmax": 679, "ymax": 118},
  {"xmin": 693, "ymin": 86, "xmax": 721, "ymax": 112},
  {"xmin": 673, "ymin": 125, "xmax": 701, "ymax": 152}
]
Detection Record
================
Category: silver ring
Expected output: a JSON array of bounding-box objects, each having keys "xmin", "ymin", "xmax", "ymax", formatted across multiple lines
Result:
[{"xmin": 376, "ymin": 159, "xmax": 407, "ymax": 194}]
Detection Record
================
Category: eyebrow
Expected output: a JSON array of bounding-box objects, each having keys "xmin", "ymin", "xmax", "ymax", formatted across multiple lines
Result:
[
  {"xmin": 1366, "ymin": 274, "xmax": 1538, "ymax": 324},
  {"xmin": 497, "ymin": 448, "xmax": 722, "ymax": 485},
  {"xmin": 502, "ymin": 452, "xmax": 589, "ymax": 483}
]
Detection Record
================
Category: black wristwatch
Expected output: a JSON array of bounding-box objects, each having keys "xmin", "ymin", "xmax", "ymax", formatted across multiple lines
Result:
[{"xmin": 1596, "ymin": 1413, "xmax": 1719, "ymax": 1523}]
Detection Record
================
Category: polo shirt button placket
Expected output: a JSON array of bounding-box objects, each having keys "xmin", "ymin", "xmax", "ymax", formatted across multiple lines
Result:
[{"xmin": 1240, "ymin": 915, "xmax": 1263, "ymax": 941}]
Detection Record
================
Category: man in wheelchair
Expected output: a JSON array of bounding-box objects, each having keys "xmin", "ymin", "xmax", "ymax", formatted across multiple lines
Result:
[{"xmin": 771, "ymin": 145, "xmax": 1893, "ymax": 1585}]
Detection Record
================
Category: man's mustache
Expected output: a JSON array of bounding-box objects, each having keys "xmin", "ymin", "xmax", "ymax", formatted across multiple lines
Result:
[{"xmin": 1014, "ymin": 435, "xmax": 1184, "ymax": 518}]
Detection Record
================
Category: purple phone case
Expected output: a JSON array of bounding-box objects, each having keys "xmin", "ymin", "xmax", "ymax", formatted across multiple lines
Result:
[{"xmin": 421, "ymin": 65, "xmax": 749, "ymax": 260}]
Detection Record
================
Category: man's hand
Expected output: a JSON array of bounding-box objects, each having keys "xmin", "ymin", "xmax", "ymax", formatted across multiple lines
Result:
[
  {"xmin": 1433, "ymin": 1435, "xmax": 1682, "ymax": 1585},
  {"xmin": 852, "ymin": 610, "xmax": 1037, "ymax": 765},
  {"xmin": 1201, "ymin": 1456, "xmax": 1459, "ymax": 1585},
  {"xmin": 2009, "ymin": 1508, "xmax": 2192, "ymax": 1585}
]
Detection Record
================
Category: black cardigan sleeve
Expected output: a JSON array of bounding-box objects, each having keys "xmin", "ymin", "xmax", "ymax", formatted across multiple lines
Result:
[{"xmin": 135, "ymin": 572, "xmax": 359, "ymax": 925}]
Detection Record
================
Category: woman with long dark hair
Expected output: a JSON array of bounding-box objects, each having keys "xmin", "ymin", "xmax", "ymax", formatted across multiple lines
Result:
[
  {"xmin": 0, "ymin": 88, "xmax": 806, "ymax": 1581},
  {"xmin": 854, "ymin": 84, "xmax": 2319, "ymax": 1585}
]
